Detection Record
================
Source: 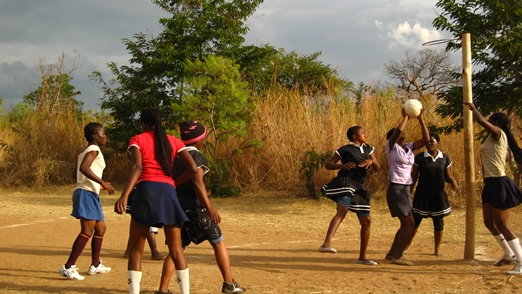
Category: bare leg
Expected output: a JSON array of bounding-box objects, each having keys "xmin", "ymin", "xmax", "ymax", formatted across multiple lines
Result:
[
  {"xmin": 164, "ymin": 225, "xmax": 189, "ymax": 294},
  {"xmin": 386, "ymin": 229, "xmax": 400, "ymax": 259},
  {"xmin": 128, "ymin": 219, "xmax": 148, "ymax": 271},
  {"xmin": 158, "ymin": 255, "xmax": 175, "ymax": 292},
  {"xmin": 148, "ymin": 231, "xmax": 165, "ymax": 260},
  {"xmin": 358, "ymin": 215, "xmax": 371, "ymax": 261},
  {"xmin": 434, "ymin": 230, "xmax": 443, "ymax": 256},
  {"xmin": 320, "ymin": 202, "xmax": 348, "ymax": 248},
  {"xmin": 393, "ymin": 215, "xmax": 415, "ymax": 259},
  {"xmin": 123, "ymin": 220, "xmax": 132, "ymax": 258},
  {"xmin": 406, "ymin": 228, "xmax": 418, "ymax": 251},
  {"xmin": 212, "ymin": 241, "xmax": 234, "ymax": 283}
]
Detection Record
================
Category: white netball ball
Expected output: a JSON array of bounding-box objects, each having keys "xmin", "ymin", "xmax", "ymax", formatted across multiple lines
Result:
[{"xmin": 403, "ymin": 99, "xmax": 423, "ymax": 118}]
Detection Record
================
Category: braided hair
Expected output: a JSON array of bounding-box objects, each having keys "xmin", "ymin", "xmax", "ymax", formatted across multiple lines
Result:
[
  {"xmin": 84, "ymin": 122, "xmax": 103, "ymax": 143},
  {"xmin": 140, "ymin": 108, "xmax": 173, "ymax": 177},
  {"xmin": 489, "ymin": 112, "xmax": 522, "ymax": 166}
]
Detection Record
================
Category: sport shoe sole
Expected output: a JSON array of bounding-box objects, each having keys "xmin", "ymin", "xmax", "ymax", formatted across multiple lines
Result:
[
  {"xmin": 59, "ymin": 265, "xmax": 85, "ymax": 280},
  {"xmin": 391, "ymin": 257, "xmax": 414, "ymax": 266},
  {"xmin": 507, "ymin": 264, "xmax": 522, "ymax": 275},
  {"xmin": 318, "ymin": 246, "xmax": 337, "ymax": 253},
  {"xmin": 88, "ymin": 262, "xmax": 111, "ymax": 275},
  {"xmin": 357, "ymin": 259, "xmax": 378, "ymax": 265}
]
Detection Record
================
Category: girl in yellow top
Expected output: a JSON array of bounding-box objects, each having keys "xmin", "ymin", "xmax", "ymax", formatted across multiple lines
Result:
[{"xmin": 466, "ymin": 103, "xmax": 522, "ymax": 275}]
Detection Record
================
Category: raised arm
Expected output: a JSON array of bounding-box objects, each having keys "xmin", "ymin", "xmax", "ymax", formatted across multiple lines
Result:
[
  {"xmin": 465, "ymin": 103, "xmax": 502, "ymax": 140},
  {"xmin": 412, "ymin": 109, "xmax": 430, "ymax": 151},
  {"xmin": 388, "ymin": 109, "xmax": 409, "ymax": 150}
]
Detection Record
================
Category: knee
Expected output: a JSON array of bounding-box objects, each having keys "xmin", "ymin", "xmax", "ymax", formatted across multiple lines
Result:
[
  {"xmin": 433, "ymin": 218, "xmax": 444, "ymax": 231},
  {"xmin": 336, "ymin": 207, "xmax": 349, "ymax": 218},
  {"xmin": 95, "ymin": 222, "xmax": 107, "ymax": 236},
  {"xmin": 359, "ymin": 216, "xmax": 371, "ymax": 228}
]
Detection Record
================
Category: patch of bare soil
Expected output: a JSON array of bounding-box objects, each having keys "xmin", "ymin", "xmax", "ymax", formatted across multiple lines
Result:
[{"xmin": 1, "ymin": 187, "xmax": 522, "ymax": 293}]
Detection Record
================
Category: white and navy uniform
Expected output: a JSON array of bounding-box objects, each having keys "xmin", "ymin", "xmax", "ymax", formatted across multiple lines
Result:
[
  {"xmin": 412, "ymin": 150, "xmax": 452, "ymax": 218},
  {"xmin": 321, "ymin": 143, "xmax": 374, "ymax": 215}
]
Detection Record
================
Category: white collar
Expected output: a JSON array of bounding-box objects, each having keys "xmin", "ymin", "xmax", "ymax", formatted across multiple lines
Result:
[
  {"xmin": 423, "ymin": 149, "xmax": 443, "ymax": 161},
  {"xmin": 349, "ymin": 142, "xmax": 367, "ymax": 153}
]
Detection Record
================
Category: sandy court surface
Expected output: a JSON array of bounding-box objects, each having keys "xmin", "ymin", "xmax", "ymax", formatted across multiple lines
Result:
[{"xmin": 1, "ymin": 187, "xmax": 522, "ymax": 293}]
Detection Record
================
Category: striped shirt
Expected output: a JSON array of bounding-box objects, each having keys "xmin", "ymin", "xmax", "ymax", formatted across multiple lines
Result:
[{"xmin": 480, "ymin": 131, "xmax": 507, "ymax": 178}]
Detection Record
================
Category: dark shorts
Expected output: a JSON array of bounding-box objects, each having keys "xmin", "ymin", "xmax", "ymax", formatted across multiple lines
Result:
[
  {"xmin": 181, "ymin": 207, "xmax": 223, "ymax": 247},
  {"xmin": 386, "ymin": 183, "xmax": 413, "ymax": 217},
  {"xmin": 482, "ymin": 176, "xmax": 522, "ymax": 209},
  {"xmin": 321, "ymin": 176, "xmax": 371, "ymax": 216},
  {"xmin": 71, "ymin": 189, "xmax": 104, "ymax": 221}
]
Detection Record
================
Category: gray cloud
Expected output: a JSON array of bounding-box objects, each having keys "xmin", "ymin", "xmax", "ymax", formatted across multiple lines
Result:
[{"xmin": 0, "ymin": 0, "xmax": 457, "ymax": 111}]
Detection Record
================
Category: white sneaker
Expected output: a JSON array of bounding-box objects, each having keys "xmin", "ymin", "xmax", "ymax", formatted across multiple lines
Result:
[
  {"xmin": 59, "ymin": 265, "xmax": 85, "ymax": 280},
  {"xmin": 88, "ymin": 260, "xmax": 111, "ymax": 275},
  {"xmin": 507, "ymin": 263, "xmax": 522, "ymax": 275}
]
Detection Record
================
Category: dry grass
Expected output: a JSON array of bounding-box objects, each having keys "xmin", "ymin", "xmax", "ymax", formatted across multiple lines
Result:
[{"xmin": 1, "ymin": 85, "xmax": 521, "ymax": 208}]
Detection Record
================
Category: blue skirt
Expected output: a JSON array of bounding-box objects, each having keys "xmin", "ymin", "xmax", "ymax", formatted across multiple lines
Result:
[
  {"xmin": 130, "ymin": 181, "xmax": 189, "ymax": 227},
  {"xmin": 71, "ymin": 189, "xmax": 104, "ymax": 221}
]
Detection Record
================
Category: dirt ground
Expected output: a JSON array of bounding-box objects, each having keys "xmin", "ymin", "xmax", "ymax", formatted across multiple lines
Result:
[{"xmin": 1, "ymin": 187, "xmax": 522, "ymax": 294}]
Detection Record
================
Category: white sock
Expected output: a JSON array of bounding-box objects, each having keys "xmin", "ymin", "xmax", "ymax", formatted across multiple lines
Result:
[
  {"xmin": 128, "ymin": 270, "xmax": 142, "ymax": 294},
  {"xmin": 176, "ymin": 268, "xmax": 190, "ymax": 294},
  {"xmin": 494, "ymin": 234, "xmax": 514, "ymax": 256},
  {"xmin": 507, "ymin": 238, "xmax": 522, "ymax": 265}
]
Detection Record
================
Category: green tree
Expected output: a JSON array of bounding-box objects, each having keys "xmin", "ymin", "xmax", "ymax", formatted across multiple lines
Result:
[
  {"xmin": 1, "ymin": 54, "xmax": 87, "ymax": 186},
  {"xmin": 90, "ymin": 0, "xmax": 264, "ymax": 150},
  {"xmin": 432, "ymin": 0, "xmax": 522, "ymax": 133},
  {"xmin": 24, "ymin": 53, "xmax": 83, "ymax": 117},
  {"xmin": 175, "ymin": 55, "xmax": 259, "ymax": 196}
]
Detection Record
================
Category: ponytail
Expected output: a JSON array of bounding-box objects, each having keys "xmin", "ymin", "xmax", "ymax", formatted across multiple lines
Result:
[{"xmin": 140, "ymin": 108, "xmax": 173, "ymax": 176}]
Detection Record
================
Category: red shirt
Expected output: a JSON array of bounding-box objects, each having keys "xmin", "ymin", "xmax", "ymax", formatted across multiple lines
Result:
[{"xmin": 128, "ymin": 131, "xmax": 186, "ymax": 186}]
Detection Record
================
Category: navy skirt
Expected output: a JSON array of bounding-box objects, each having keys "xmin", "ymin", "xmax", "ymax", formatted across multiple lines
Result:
[
  {"xmin": 482, "ymin": 176, "xmax": 522, "ymax": 209},
  {"xmin": 130, "ymin": 181, "xmax": 189, "ymax": 227},
  {"xmin": 71, "ymin": 189, "xmax": 104, "ymax": 221},
  {"xmin": 412, "ymin": 190, "xmax": 451, "ymax": 218}
]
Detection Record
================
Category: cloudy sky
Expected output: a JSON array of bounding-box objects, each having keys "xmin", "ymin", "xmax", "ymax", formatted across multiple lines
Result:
[{"xmin": 0, "ymin": 0, "xmax": 456, "ymax": 111}]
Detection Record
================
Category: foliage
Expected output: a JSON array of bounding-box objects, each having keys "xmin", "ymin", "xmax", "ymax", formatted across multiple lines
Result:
[
  {"xmin": 174, "ymin": 55, "xmax": 260, "ymax": 196},
  {"xmin": 299, "ymin": 149, "xmax": 332, "ymax": 198},
  {"xmin": 91, "ymin": 0, "xmax": 264, "ymax": 151},
  {"xmin": 384, "ymin": 49, "xmax": 460, "ymax": 99},
  {"xmin": 0, "ymin": 55, "xmax": 90, "ymax": 186},
  {"xmin": 432, "ymin": 0, "xmax": 522, "ymax": 133},
  {"xmin": 243, "ymin": 49, "xmax": 352, "ymax": 96}
]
